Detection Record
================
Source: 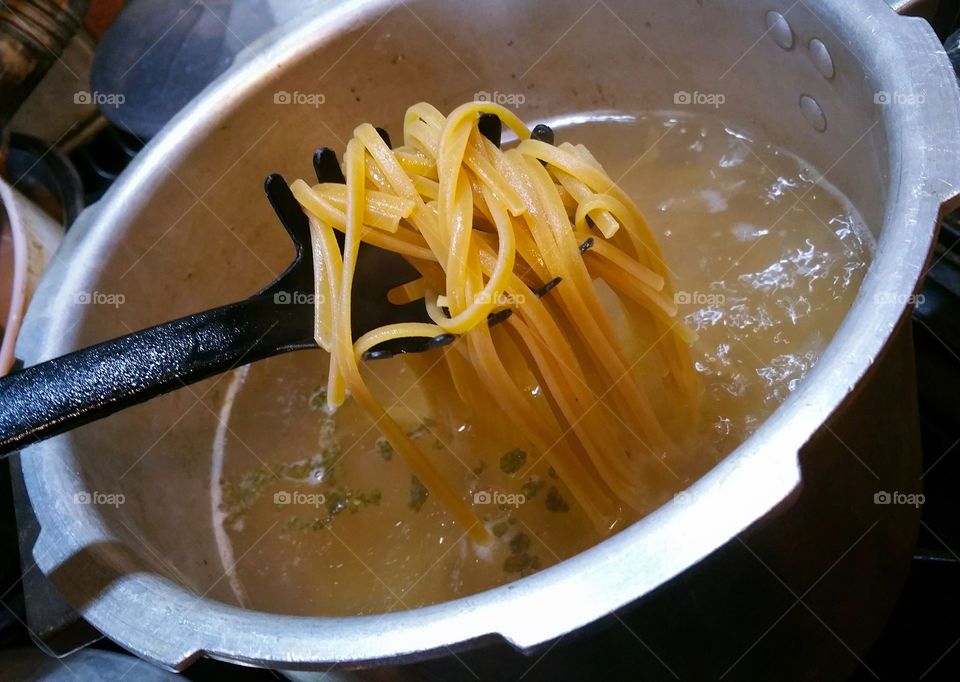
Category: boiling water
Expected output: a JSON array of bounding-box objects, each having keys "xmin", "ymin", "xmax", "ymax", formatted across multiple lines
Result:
[{"xmin": 211, "ymin": 112, "xmax": 872, "ymax": 616}]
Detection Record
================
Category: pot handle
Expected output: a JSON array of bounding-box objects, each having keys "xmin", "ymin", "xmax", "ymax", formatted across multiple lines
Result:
[{"xmin": 0, "ymin": 294, "xmax": 312, "ymax": 457}]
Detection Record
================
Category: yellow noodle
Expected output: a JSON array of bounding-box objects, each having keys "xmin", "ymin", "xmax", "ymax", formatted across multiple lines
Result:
[
  {"xmin": 291, "ymin": 179, "xmax": 412, "ymax": 233},
  {"xmin": 291, "ymin": 102, "xmax": 699, "ymax": 540},
  {"xmin": 574, "ymin": 231, "xmax": 665, "ymax": 291},
  {"xmin": 353, "ymin": 322, "xmax": 447, "ymax": 358},
  {"xmin": 387, "ymin": 277, "xmax": 427, "ymax": 305},
  {"xmin": 337, "ymin": 136, "xmax": 489, "ymax": 544}
]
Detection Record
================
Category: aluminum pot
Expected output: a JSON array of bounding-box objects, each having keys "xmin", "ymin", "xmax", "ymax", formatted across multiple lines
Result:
[{"xmin": 15, "ymin": 0, "xmax": 960, "ymax": 679}]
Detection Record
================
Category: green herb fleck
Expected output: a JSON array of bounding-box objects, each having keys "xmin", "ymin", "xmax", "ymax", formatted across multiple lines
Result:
[
  {"xmin": 375, "ymin": 437, "xmax": 394, "ymax": 461},
  {"xmin": 499, "ymin": 448, "xmax": 527, "ymax": 474},
  {"xmin": 492, "ymin": 520, "xmax": 510, "ymax": 538},
  {"xmin": 472, "ymin": 461, "xmax": 487, "ymax": 476},
  {"xmin": 321, "ymin": 442, "xmax": 341, "ymax": 464},
  {"xmin": 325, "ymin": 489, "xmax": 351, "ymax": 518},
  {"xmin": 503, "ymin": 553, "xmax": 531, "ymax": 573},
  {"xmin": 326, "ymin": 486, "xmax": 382, "ymax": 520},
  {"xmin": 409, "ymin": 476, "xmax": 429, "ymax": 511},
  {"xmin": 503, "ymin": 552, "xmax": 541, "ymax": 576},
  {"xmin": 219, "ymin": 464, "xmax": 276, "ymax": 523},
  {"xmin": 279, "ymin": 450, "xmax": 336, "ymax": 484},
  {"xmin": 283, "ymin": 461, "xmax": 312, "ymax": 480},
  {"xmin": 509, "ymin": 532, "xmax": 531, "ymax": 555},
  {"xmin": 320, "ymin": 418, "xmax": 336, "ymax": 439},
  {"xmin": 545, "ymin": 486, "xmax": 570, "ymax": 513},
  {"xmin": 309, "ymin": 387, "xmax": 328, "ymax": 411},
  {"xmin": 520, "ymin": 476, "xmax": 544, "ymax": 499}
]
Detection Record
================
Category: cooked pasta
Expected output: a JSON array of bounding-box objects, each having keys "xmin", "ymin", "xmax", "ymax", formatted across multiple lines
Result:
[{"xmin": 290, "ymin": 102, "xmax": 698, "ymax": 544}]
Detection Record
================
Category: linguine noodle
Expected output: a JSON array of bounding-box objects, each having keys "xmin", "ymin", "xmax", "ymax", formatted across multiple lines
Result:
[{"xmin": 290, "ymin": 102, "xmax": 698, "ymax": 544}]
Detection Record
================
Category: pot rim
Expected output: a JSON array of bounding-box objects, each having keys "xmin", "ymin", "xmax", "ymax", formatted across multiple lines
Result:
[{"xmin": 16, "ymin": 0, "xmax": 960, "ymax": 670}]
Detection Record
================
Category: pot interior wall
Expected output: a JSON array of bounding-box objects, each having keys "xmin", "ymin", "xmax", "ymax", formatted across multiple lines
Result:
[{"xmin": 59, "ymin": 0, "xmax": 890, "ymax": 607}]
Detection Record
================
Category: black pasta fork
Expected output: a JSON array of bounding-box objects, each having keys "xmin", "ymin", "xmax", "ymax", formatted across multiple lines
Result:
[
  {"xmin": 0, "ymin": 117, "xmax": 556, "ymax": 457},
  {"xmin": 0, "ymin": 158, "xmax": 440, "ymax": 456}
]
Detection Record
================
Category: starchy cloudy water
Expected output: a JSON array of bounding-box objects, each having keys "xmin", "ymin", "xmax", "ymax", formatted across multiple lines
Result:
[{"xmin": 210, "ymin": 111, "xmax": 872, "ymax": 616}]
